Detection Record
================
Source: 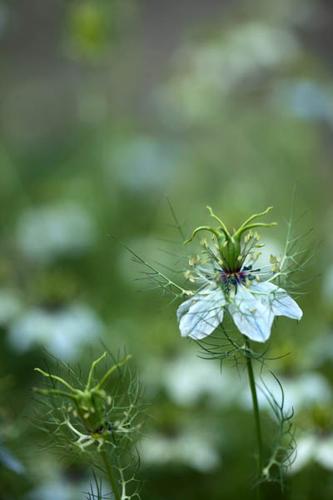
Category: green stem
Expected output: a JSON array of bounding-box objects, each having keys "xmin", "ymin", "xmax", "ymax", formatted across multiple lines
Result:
[
  {"xmin": 244, "ymin": 337, "xmax": 264, "ymax": 495},
  {"xmin": 101, "ymin": 450, "xmax": 121, "ymax": 500}
]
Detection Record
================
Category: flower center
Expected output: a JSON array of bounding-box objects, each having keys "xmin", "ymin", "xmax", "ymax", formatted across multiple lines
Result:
[{"xmin": 220, "ymin": 265, "xmax": 256, "ymax": 291}]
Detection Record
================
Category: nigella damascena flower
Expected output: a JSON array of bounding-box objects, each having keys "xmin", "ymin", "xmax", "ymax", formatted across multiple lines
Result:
[{"xmin": 177, "ymin": 207, "xmax": 302, "ymax": 343}]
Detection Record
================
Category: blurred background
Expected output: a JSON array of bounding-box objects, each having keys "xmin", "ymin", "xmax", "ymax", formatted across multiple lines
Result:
[{"xmin": 1, "ymin": 0, "xmax": 333, "ymax": 498}]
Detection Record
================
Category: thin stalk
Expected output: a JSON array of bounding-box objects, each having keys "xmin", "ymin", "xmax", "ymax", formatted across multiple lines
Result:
[
  {"xmin": 244, "ymin": 337, "xmax": 264, "ymax": 494},
  {"xmin": 101, "ymin": 450, "xmax": 121, "ymax": 500}
]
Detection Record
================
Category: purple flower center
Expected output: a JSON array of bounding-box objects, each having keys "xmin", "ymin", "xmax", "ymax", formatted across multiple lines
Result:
[{"xmin": 220, "ymin": 265, "xmax": 257, "ymax": 290}]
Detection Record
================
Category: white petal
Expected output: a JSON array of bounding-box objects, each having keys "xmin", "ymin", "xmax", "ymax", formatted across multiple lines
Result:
[
  {"xmin": 177, "ymin": 288, "xmax": 225, "ymax": 340},
  {"xmin": 228, "ymin": 285, "xmax": 274, "ymax": 342},
  {"xmin": 251, "ymin": 281, "xmax": 303, "ymax": 320}
]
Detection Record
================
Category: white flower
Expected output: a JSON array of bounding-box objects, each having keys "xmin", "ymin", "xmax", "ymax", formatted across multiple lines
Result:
[
  {"xmin": 177, "ymin": 276, "xmax": 302, "ymax": 343},
  {"xmin": 176, "ymin": 206, "xmax": 303, "ymax": 342}
]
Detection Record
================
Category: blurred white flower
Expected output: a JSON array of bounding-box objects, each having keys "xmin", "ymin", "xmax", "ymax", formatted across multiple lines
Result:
[
  {"xmin": 307, "ymin": 334, "xmax": 333, "ymax": 367},
  {"xmin": 159, "ymin": 23, "xmax": 299, "ymax": 124},
  {"xmin": 271, "ymin": 80, "xmax": 333, "ymax": 122},
  {"xmin": 0, "ymin": 289, "xmax": 22, "ymax": 325},
  {"xmin": 27, "ymin": 477, "xmax": 95, "ymax": 500},
  {"xmin": 163, "ymin": 352, "xmax": 243, "ymax": 407},
  {"xmin": 140, "ymin": 430, "xmax": 220, "ymax": 472},
  {"xmin": 27, "ymin": 456, "xmax": 88, "ymax": 500},
  {"xmin": 242, "ymin": 372, "xmax": 332, "ymax": 413},
  {"xmin": 9, "ymin": 304, "xmax": 103, "ymax": 360},
  {"xmin": 105, "ymin": 137, "xmax": 179, "ymax": 193},
  {"xmin": 16, "ymin": 203, "xmax": 96, "ymax": 262},
  {"xmin": 290, "ymin": 433, "xmax": 333, "ymax": 473},
  {"xmin": 192, "ymin": 23, "xmax": 298, "ymax": 88},
  {"xmin": 27, "ymin": 481, "xmax": 75, "ymax": 500}
]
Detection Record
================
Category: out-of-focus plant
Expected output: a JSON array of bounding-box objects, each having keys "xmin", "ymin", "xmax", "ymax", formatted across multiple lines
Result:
[
  {"xmin": 288, "ymin": 404, "xmax": 333, "ymax": 474},
  {"xmin": 64, "ymin": 0, "xmax": 136, "ymax": 60},
  {"xmin": 34, "ymin": 351, "xmax": 143, "ymax": 499}
]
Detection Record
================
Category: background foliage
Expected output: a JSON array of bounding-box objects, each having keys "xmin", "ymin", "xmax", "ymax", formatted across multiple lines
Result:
[{"xmin": 1, "ymin": 0, "xmax": 333, "ymax": 498}]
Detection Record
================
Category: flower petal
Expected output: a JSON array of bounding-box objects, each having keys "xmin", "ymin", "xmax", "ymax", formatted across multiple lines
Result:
[
  {"xmin": 250, "ymin": 281, "xmax": 303, "ymax": 320},
  {"xmin": 228, "ymin": 285, "xmax": 274, "ymax": 342},
  {"xmin": 177, "ymin": 288, "xmax": 225, "ymax": 340}
]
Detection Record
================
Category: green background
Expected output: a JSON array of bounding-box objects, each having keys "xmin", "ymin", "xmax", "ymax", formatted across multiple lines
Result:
[{"xmin": 1, "ymin": 0, "xmax": 333, "ymax": 498}]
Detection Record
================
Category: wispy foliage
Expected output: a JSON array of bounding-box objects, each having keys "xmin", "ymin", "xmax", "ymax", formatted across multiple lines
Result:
[
  {"xmin": 34, "ymin": 351, "xmax": 144, "ymax": 500},
  {"xmin": 260, "ymin": 372, "xmax": 296, "ymax": 488}
]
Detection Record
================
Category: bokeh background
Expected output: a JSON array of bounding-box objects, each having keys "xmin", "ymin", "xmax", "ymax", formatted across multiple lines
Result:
[{"xmin": 1, "ymin": 0, "xmax": 333, "ymax": 498}]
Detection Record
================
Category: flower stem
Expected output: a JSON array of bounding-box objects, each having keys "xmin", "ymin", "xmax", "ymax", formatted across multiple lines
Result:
[
  {"xmin": 100, "ymin": 450, "xmax": 121, "ymax": 500},
  {"xmin": 244, "ymin": 337, "xmax": 264, "ymax": 484}
]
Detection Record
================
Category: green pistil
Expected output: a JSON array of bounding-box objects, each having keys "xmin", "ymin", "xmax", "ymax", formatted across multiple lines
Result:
[
  {"xmin": 220, "ymin": 236, "xmax": 241, "ymax": 272},
  {"xmin": 185, "ymin": 206, "xmax": 277, "ymax": 272}
]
